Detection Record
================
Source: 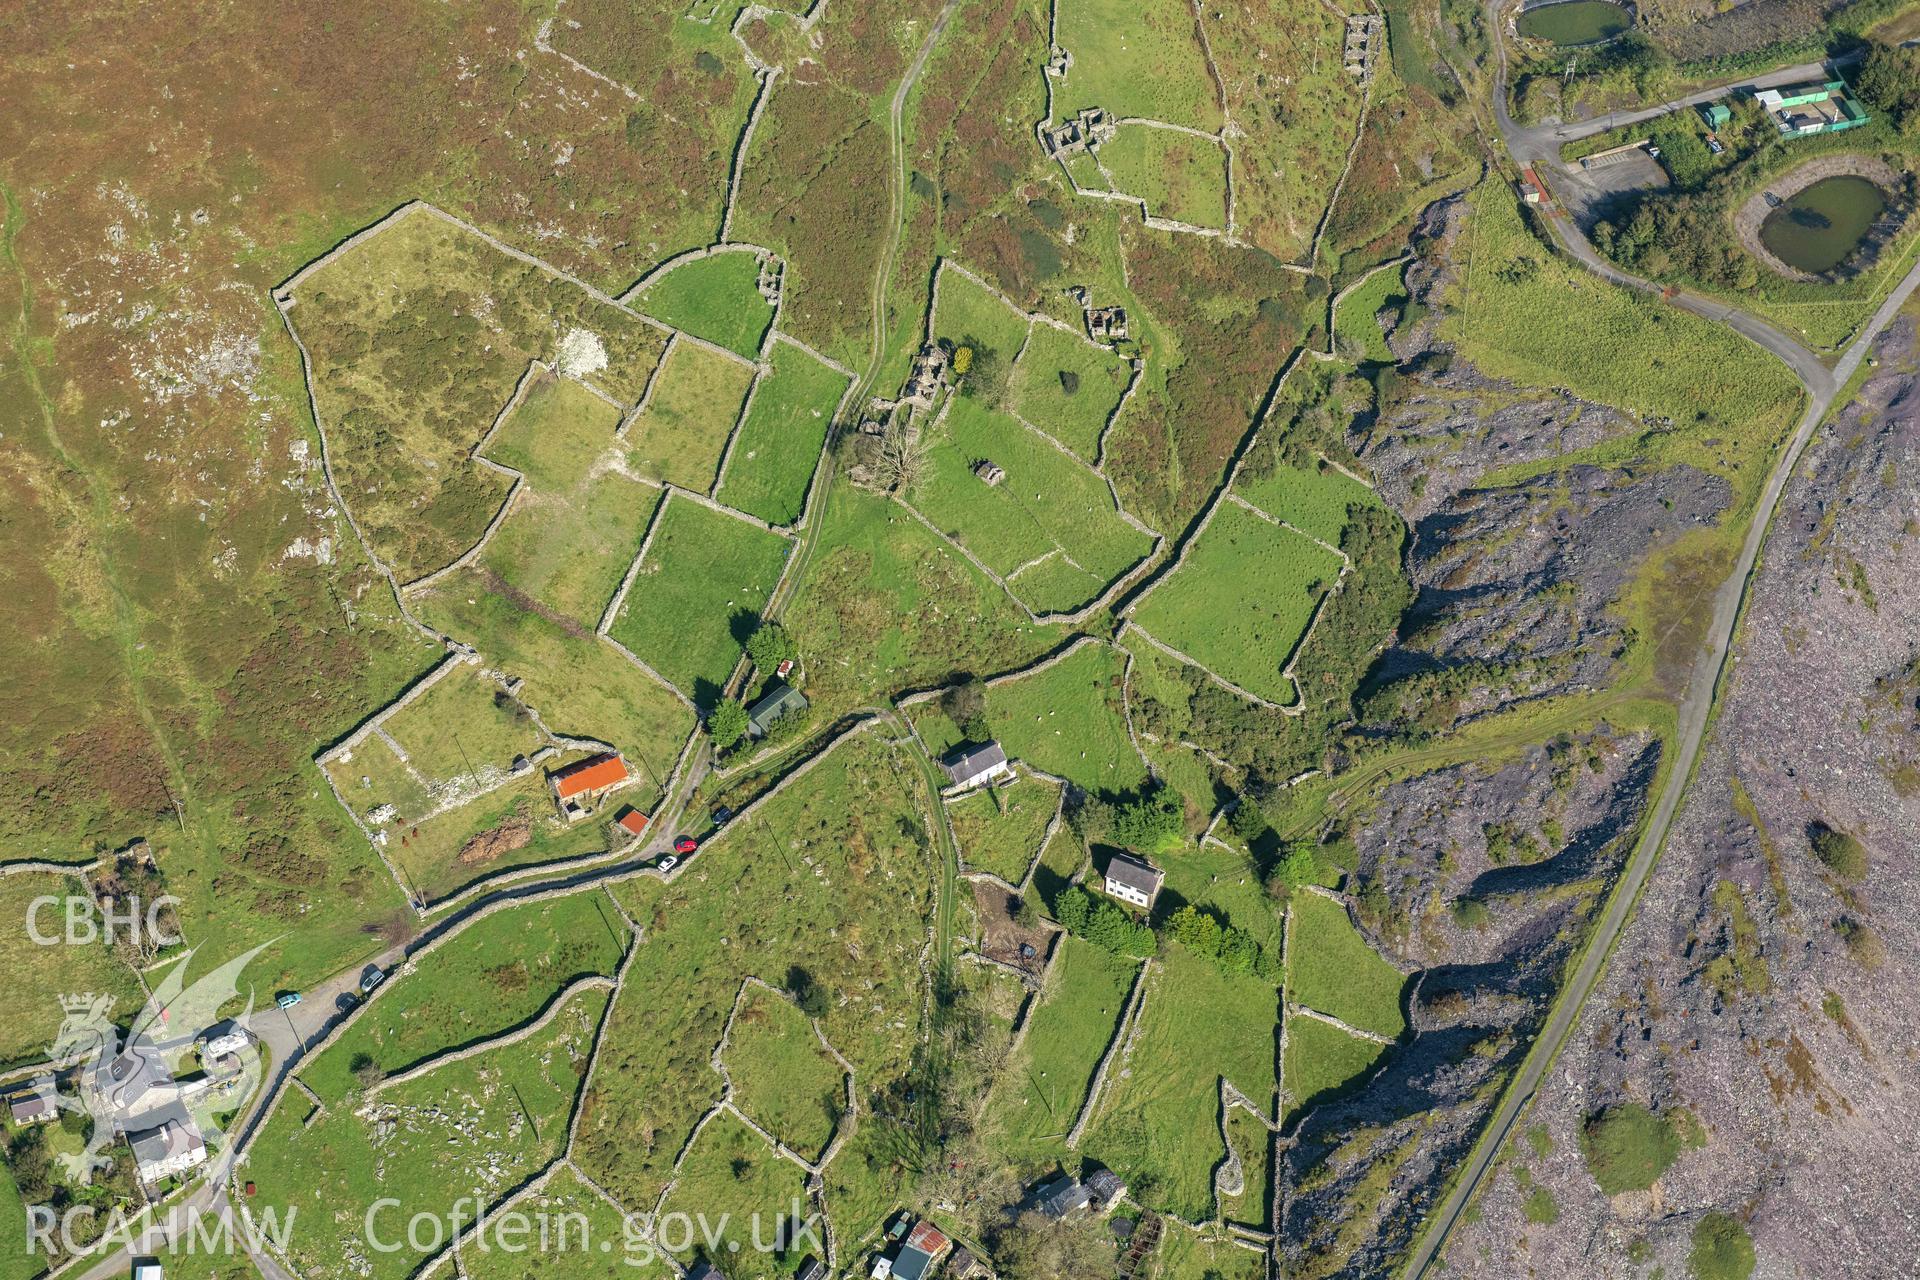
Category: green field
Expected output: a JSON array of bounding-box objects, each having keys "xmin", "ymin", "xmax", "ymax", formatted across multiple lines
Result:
[
  {"xmin": 463, "ymin": 1164, "xmax": 673, "ymax": 1280},
  {"xmin": 626, "ymin": 340, "xmax": 758, "ymax": 494},
  {"xmin": 412, "ymin": 567, "xmax": 695, "ymax": 789},
  {"xmin": 1153, "ymin": 1228, "xmax": 1267, "ymax": 1280},
  {"xmin": 301, "ymin": 890, "xmax": 628, "ymax": 1103},
  {"xmin": 724, "ymin": 983, "xmax": 847, "ymax": 1160},
  {"xmin": 982, "ymin": 935, "xmax": 1139, "ymax": 1162},
  {"xmin": 1098, "ymin": 125, "xmax": 1230, "ymax": 228},
  {"xmin": 607, "ymin": 495, "xmax": 793, "ymax": 705},
  {"xmin": 1234, "ymin": 459, "xmax": 1380, "ymax": 549},
  {"xmin": 1053, "ymin": 0, "xmax": 1225, "ymax": 130},
  {"xmin": 1083, "ymin": 948, "xmax": 1278, "ymax": 1219},
  {"xmin": 1221, "ymin": 1103, "xmax": 1273, "ymax": 1227},
  {"xmin": 484, "ymin": 374, "xmax": 623, "ymax": 493},
  {"xmin": 0, "ymin": 873, "xmax": 145, "ymax": 1069},
  {"xmin": 1282, "ymin": 1013, "xmax": 1386, "ymax": 1119},
  {"xmin": 909, "ymin": 397, "xmax": 1155, "ymax": 615},
  {"xmin": 782, "ymin": 487, "xmax": 1061, "ymax": 716},
  {"xmin": 930, "ymin": 265, "xmax": 1031, "ymax": 368},
  {"xmin": 1451, "ymin": 178, "xmax": 1802, "ymax": 462},
  {"xmin": 717, "ymin": 341, "xmax": 850, "ymax": 525},
  {"xmin": 634, "ymin": 250, "xmax": 778, "ymax": 359},
  {"xmin": 947, "ymin": 769, "xmax": 1062, "ymax": 883},
  {"xmin": 914, "ymin": 641, "xmax": 1149, "ymax": 798},
  {"xmin": 248, "ymin": 984, "xmax": 608, "ymax": 1280},
  {"xmin": 658, "ymin": 1110, "xmax": 814, "ymax": 1279},
  {"xmin": 1131, "ymin": 501, "xmax": 1343, "ymax": 703},
  {"xmin": 380, "ymin": 665, "xmax": 547, "ymax": 798},
  {"xmin": 577, "ymin": 736, "xmax": 934, "ymax": 1210},
  {"xmin": 1288, "ymin": 891, "xmax": 1408, "ymax": 1040},
  {"xmin": 1010, "ymin": 321, "xmax": 1134, "ymax": 461},
  {"xmin": 1333, "ymin": 266, "xmax": 1408, "ymax": 363},
  {"xmin": 289, "ymin": 211, "xmax": 666, "ymax": 580}
]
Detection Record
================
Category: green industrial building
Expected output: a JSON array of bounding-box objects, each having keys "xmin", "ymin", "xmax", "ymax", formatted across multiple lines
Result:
[{"xmin": 1754, "ymin": 76, "xmax": 1870, "ymax": 137}]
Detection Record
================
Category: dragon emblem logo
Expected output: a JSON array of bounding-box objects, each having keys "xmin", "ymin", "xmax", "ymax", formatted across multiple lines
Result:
[{"xmin": 45, "ymin": 943, "xmax": 271, "ymax": 1188}]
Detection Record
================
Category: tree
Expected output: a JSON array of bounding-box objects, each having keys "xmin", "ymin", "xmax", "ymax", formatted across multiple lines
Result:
[
  {"xmin": 952, "ymin": 345, "xmax": 975, "ymax": 376},
  {"xmin": 1269, "ymin": 842, "xmax": 1320, "ymax": 894},
  {"xmin": 989, "ymin": 1210, "xmax": 1116, "ymax": 1280},
  {"xmin": 786, "ymin": 965, "xmax": 829, "ymax": 1018},
  {"xmin": 941, "ymin": 676, "xmax": 990, "ymax": 741},
  {"xmin": 744, "ymin": 621, "xmax": 796, "ymax": 673},
  {"xmin": 708, "ymin": 700, "xmax": 749, "ymax": 749},
  {"xmin": 1110, "ymin": 786, "xmax": 1183, "ymax": 852}
]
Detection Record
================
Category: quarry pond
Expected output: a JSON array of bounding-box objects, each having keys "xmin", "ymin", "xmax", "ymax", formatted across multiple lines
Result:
[{"xmin": 1760, "ymin": 174, "xmax": 1888, "ymax": 274}]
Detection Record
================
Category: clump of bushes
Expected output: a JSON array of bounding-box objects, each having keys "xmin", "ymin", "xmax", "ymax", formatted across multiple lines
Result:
[
  {"xmin": 1581, "ymin": 1102, "xmax": 1683, "ymax": 1195},
  {"xmin": 1808, "ymin": 823, "xmax": 1867, "ymax": 881},
  {"xmin": 1163, "ymin": 905, "xmax": 1281, "ymax": 983},
  {"xmin": 1688, "ymin": 1212, "xmax": 1755, "ymax": 1280},
  {"xmin": 1055, "ymin": 885, "xmax": 1155, "ymax": 957}
]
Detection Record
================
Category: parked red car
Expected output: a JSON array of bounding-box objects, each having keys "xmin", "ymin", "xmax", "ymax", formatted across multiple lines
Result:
[{"xmin": 673, "ymin": 835, "xmax": 698, "ymax": 854}]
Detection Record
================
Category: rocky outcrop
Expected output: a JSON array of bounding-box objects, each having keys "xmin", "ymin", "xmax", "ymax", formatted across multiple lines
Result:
[
  {"xmin": 1442, "ymin": 318, "xmax": 1920, "ymax": 1277},
  {"xmin": 1278, "ymin": 727, "xmax": 1661, "ymax": 1279}
]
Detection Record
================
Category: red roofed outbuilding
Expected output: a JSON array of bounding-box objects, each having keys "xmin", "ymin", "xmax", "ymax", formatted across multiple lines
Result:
[{"xmin": 550, "ymin": 752, "xmax": 630, "ymax": 820}]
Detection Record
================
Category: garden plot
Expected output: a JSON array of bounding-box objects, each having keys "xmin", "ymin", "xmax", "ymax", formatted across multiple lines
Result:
[
  {"xmin": 659, "ymin": 1111, "xmax": 813, "ymax": 1279},
  {"xmin": 1130, "ymin": 500, "xmax": 1345, "ymax": 704},
  {"xmin": 624, "ymin": 339, "xmax": 757, "ymax": 494},
  {"xmin": 1081, "ymin": 948, "xmax": 1278, "ymax": 1221},
  {"xmin": 930, "ymin": 264, "xmax": 1031, "ymax": 371},
  {"xmin": 577, "ymin": 735, "xmax": 934, "ymax": 1211},
  {"xmin": 287, "ymin": 207, "xmax": 667, "ymax": 581},
  {"xmin": 1097, "ymin": 125, "xmax": 1230, "ymax": 229},
  {"xmin": 1282, "ymin": 1013, "xmax": 1386, "ymax": 1121},
  {"xmin": 1233, "ymin": 458, "xmax": 1380, "ymax": 548},
  {"xmin": 245, "ymin": 984, "xmax": 608, "ymax": 1280},
  {"xmin": 723, "ymin": 983, "xmax": 848, "ymax": 1161},
  {"xmin": 981, "ymin": 935, "xmax": 1139, "ymax": 1164},
  {"xmin": 717, "ymin": 341, "xmax": 850, "ymax": 525},
  {"xmin": 607, "ymin": 495, "xmax": 792, "ymax": 705},
  {"xmin": 1052, "ymin": 0, "xmax": 1224, "ymax": 131},
  {"xmin": 301, "ymin": 891, "xmax": 628, "ymax": 1105},
  {"xmin": 908, "ymin": 398, "xmax": 1155, "ymax": 616},
  {"xmin": 947, "ymin": 766, "xmax": 1062, "ymax": 884},
  {"xmin": 1009, "ymin": 321, "xmax": 1133, "ymax": 461},
  {"xmin": 631, "ymin": 249, "xmax": 778, "ymax": 360},
  {"xmin": 1288, "ymin": 891, "xmax": 1407, "ymax": 1041}
]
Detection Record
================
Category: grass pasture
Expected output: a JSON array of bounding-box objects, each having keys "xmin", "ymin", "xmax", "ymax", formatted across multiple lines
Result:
[
  {"xmin": 301, "ymin": 890, "xmax": 627, "ymax": 1104},
  {"xmin": 462, "ymin": 1164, "xmax": 672, "ymax": 1280},
  {"xmin": 1288, "ymin": 891, "xmax": 1408, "ymax": 1040},
  {"xmin": 483, "ymin": 373, "xmax": 622, "ymax": 492},
  {"xmin": 909, "ymin": 397, "xmax": 1155, "ymax": 615},
  {"xmin": 658, "ymin": 1110, "xmax": 813, "ymax": 1280},
  {"xmin": 633, "ymin": 250, "xmax": 777, "ymax": 359},
  {"xmin": 1098, "ymin": 125, "xmax": 1230, "ymax": 229},
  {"xmin": 1130, "ymin": 500, "xmax": 1343, "ymax": 704},
  {"xmin": 947, "ymin": 768, "xmax": 1062, "ymax": 883},
  {"xmin": 289, "ymin": 210, "xmax": 667, "ymax": 580},
  {"xmin": 577, "ymin": 735, "xmax": 934, "ymax": 1210},
  {"xmin": 982, "ymin": 935, "xmax": 1139, "ymax": 1163},
  {"xmin": 1234, "ymin": 458, "xmax": 1380, "ymax": 548},
  {"xmin": 717, "ymin": 341, "xmax": 850, "ymax": 525},
  {"xmin": 1153, "ymin": 1227, "xmax": 1267, "ymax": 1280},
  {"xmin": 913, "ymin": 640, "xmax": 1148, "ymax": 798},
  {"xmin": 1282, "ymin": 1014, "xmax": 1386, "ymax": 1119},
  {"xmin": 379, "ymin": 665, "xmax": 546, "ymax": 799},
  {"xmin": 607, "ymin": 495, "xmax": 792, "ymax": 705},
  {"xmin": 1221, "ymin": 1103, "xmax": 1273, "ymax": 1228},
  {"xmin": 1010, "ymin": 321, "xmax": 1134, "ymax": 461},
  {"xmin": 931, "ymin": 265, "xmax": 1031, "ymax": 369},
  {"xmin": 1334, "ymin": 266, "xmax": 1408, "ymax": 364},
  {"xmin": 625, "ymin": 340, "xmax": 757, "ymax": 494},
  {"xmin": 1053, "ymin": 0, "xmax": 1225, "ymax": 131},
  {"xmin": 723, "ymin": 983, "xmax": 847, "ymax": 1160},
  {"xmin": 412, "ymin": 567, "xmax": 695, "ymax": 788},
  {"xmin": 248, "ymin": 984, "xmax": 608, "ymax": 1280},
  {"xmin": 1082, "ymin": 948, "xmax": 1278, "ymax": 1220}
]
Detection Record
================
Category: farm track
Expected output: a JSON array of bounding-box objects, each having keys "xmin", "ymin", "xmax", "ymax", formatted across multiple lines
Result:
[{"xmin": 1399, "ymin": 12, "xmax": 1920, "ymax": 1277}]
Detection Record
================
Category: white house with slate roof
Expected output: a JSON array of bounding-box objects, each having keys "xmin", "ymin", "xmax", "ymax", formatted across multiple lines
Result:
[
  {"xmin": 1102, "ymin": 852, "xmax": 1162, "ymax": 910},
  {"xmin": 940, "ymin": 742, "xmax": 1013, "ymax": 793}
]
